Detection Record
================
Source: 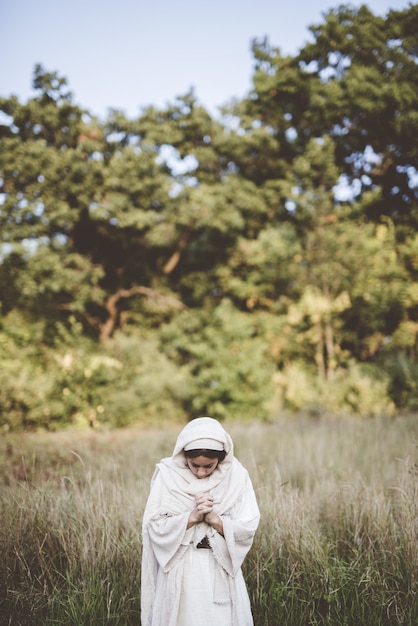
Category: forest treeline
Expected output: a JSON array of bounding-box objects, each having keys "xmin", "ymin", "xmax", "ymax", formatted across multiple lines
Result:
[{"xmin": 1, "ymin": 4, "xmax": 418, "ymax": 429}]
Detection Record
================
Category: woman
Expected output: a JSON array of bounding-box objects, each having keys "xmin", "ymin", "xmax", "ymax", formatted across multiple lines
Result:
[{"xmin": 141, "ymin": 417, "xmax": 260, "ymax": 626}]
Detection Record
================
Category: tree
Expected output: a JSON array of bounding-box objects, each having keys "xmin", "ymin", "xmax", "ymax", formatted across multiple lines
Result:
[
  {"xmin": 242, "ymin": 5, "xmax": 418, "ymax": 230},
  {"xmin": 219, "ymin": 5, "xmax": 417, "ymax": 399},
  {"xmin": 0, "ymin": 67, "xmax": 184, "ymax": 341},
  {"xmin": 2, "ymin": 5, "xmax": 418, "ymax": 427}
]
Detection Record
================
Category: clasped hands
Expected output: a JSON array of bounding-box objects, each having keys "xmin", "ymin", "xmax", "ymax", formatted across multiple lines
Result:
[{"xmin": 187, "ymin": 491, "xmax": 223, "ymax": 534}]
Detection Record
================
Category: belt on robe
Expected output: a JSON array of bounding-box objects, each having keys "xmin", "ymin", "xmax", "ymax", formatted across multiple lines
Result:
[{"xmin": 196, "ymin": 536, "xmax": 211, "ymax": 549}]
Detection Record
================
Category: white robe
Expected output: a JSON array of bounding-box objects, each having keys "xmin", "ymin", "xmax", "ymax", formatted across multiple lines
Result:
[{"xmin": 141, "ymin": 418, "xmax": 260, "ymax": 626}]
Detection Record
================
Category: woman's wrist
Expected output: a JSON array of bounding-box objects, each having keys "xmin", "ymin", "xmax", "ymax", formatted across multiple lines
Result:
[
  {"xmin": 205, "ymin": 512, "xmax": 224, "ymax": 535},
  {"xmin": 187, "ymin": 508, "xmax": 204, "ymax": 528}
]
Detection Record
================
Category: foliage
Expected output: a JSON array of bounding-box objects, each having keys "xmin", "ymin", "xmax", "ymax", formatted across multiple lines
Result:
[
  {"xmin": 273, "ymin": 360, "xmax": 395, "ymax": 417},
  {"xmin": 1, "ymin": 4, "xmax": 418, "ymax": 429},
  {"xmin": 160, "ymin": 300, "xmax": 276, "ymax": 420}
]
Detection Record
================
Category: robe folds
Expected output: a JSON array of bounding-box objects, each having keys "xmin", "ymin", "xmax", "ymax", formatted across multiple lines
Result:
[{"xmin": 141, "ymin": 418, "xmax": 260, "ymax": 626}]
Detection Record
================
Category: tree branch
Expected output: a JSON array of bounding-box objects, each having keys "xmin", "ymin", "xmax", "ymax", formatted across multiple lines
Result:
[
  {"xmin": 163, "ymin": 229, "xmax": 192, "ymax": 275},
  {"xmin": 100, "ymin": 285, "xmax": 186, "ymax": 341}
]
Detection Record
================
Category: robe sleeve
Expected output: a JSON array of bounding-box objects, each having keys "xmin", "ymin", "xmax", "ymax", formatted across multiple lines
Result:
[
  {"xmin": 147, "ymin": 512, "xmax": 192, "ymax": 570},
  {"xmin": 210, "ymin": 473, "xmax": 260, "ymax": 577},
  {"xmin": 141, "ymin": 469, "xmax": 193, "ymax": 626},
  {"xmin": 142, "ymin": 467, "xmax": 194, "ymax": 571}
]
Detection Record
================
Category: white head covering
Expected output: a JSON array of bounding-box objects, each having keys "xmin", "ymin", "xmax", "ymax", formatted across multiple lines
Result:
[
  {"xmin": 151, "ymin": 417, "xmax": 235, "ymax": 501},
  {"xmin": 172, "ymin": 417, "xmax": 233, "ymax": 462},
  {"xmin": 184, "ymin": 438, "xmax": 224, "ymax": 451}
]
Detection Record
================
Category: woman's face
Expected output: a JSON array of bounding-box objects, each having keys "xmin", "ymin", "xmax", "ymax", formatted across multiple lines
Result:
[{"xmin": 186, "ymin": 455, "xmax": 219, "ymax": 479}]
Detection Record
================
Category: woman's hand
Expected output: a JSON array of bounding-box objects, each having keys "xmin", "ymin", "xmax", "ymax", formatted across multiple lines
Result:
[
  {"xmin": 187, "ymin": 492, "xmax": 214, "ymax": 527},
  {"xmin": 204, "ymin": 510, "xmax": 224, "ymax": 535},
  {"xmin": 187, "ymin": 492, "xmax": 224, "ymax": 535}
]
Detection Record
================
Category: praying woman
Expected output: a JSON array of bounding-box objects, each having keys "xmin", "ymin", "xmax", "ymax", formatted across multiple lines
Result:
[{"xmin": 141, "ymin": 417, "xmax": 260, "ymax": 626}]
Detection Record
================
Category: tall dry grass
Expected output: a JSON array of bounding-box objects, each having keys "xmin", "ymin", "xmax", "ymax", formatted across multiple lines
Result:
[
  {"xmin": 1, "ymin": 416, "xmax": 417, "ymax": 625},
  {"xmin": 230, "ymin": 417, "xmax": 418, "ymax": 625}
]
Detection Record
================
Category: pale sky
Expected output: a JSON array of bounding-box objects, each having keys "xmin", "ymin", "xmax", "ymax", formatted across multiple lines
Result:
[{"xmin": 0, "ymin": 0, "xmax": 412, "ymax": 120}]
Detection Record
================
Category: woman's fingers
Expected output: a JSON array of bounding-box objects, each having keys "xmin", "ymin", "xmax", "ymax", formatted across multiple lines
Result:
[
  {"xmin": 195, "ymin": 494, "xmax": 213, "ymax": 505},
  {"xmin": 197, "ymin": 502, "xmax": 213, "ymax": 512}
]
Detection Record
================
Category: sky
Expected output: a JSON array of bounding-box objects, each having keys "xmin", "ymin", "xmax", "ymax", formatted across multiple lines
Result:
[{"xmin": 0, "ymin": 0, "xmax": 412, "ymax": 120}]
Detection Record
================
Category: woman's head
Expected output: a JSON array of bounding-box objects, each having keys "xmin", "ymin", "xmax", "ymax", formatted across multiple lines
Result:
[
  {"xmin": 171, "ymin": 417, "xmax": 234, "ymax": 470},
  {"xmin": 184, "ymin": 449, "xmax": 226, "ymax": 478},
  {"xmin": 184, "ymin": 447, "xmax": 226, "ymax": 478}
]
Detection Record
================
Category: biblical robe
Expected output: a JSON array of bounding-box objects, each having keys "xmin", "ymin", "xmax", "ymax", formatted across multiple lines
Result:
[{"xmin": 141, "ymin": 418, "xmax": 260, "ymax": 626}]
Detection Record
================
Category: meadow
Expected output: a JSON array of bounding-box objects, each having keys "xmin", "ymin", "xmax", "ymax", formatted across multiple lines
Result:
[{"xmin": 1, "ymin": 415, "xmax": 417, "ymax": 625}]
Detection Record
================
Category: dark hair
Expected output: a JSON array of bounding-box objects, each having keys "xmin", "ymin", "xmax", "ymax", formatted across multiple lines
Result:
[{"xmin": 184, "ymin": 448, "xmax": 226, "ymax": 462}]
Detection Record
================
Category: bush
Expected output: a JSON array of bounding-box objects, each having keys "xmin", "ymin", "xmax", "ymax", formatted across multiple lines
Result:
[
  {"xmin": 272, "ymin": 360, "xmax": 396, "ymax": 417},
  {"xmin": 159, "ymin": 300, "xmax": 276, "ymax": 420}
]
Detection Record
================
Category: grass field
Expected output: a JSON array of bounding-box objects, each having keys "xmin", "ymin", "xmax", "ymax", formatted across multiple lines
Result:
[{"xmin": 1, "ymin": 415, "xmax": 417, "ymax": 625}]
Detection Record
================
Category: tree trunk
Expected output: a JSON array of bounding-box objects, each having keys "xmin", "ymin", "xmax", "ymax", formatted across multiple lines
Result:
[{"xmin": 99, "ymin": 286, "xmax": 186, "ymax": 341}]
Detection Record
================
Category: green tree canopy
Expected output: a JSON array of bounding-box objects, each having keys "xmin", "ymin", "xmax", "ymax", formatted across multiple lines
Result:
[{"xmin": 1, "ymin": 4, "xmax": 418, "ymax": 429}]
